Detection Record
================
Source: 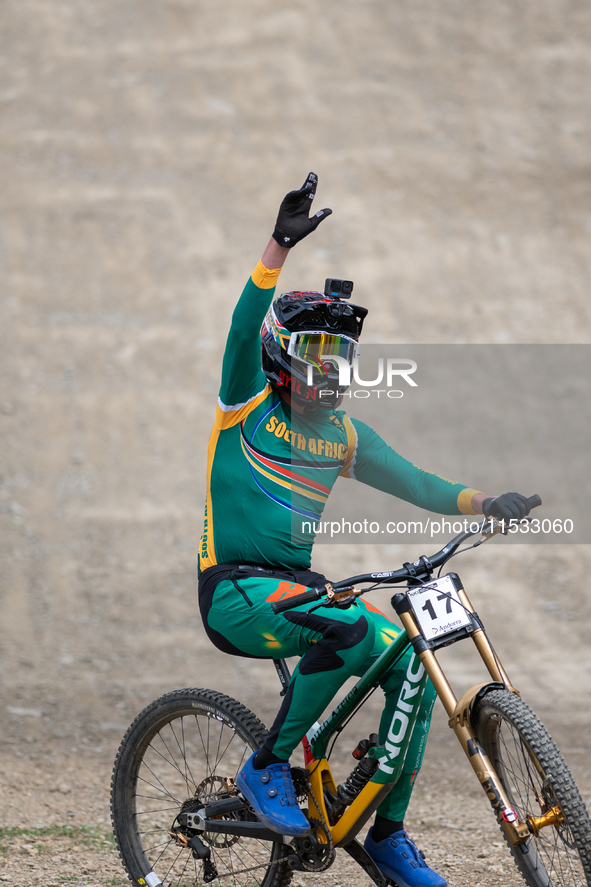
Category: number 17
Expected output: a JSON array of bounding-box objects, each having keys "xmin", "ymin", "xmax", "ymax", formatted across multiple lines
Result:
[{"xmin": 421, "ymin": 592, "xmax": 453, "ymax": 621}]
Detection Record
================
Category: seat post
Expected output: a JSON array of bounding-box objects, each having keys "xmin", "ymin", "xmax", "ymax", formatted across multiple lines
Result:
[{"xmin": 273, "ymin": 659, "xmax": 291, "ymax": 696}]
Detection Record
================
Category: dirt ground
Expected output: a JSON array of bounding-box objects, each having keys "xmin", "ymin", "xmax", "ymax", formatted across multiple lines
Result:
[{"xmin": 1, "ymin": 1, "xmax": 591, "ymax": 885}]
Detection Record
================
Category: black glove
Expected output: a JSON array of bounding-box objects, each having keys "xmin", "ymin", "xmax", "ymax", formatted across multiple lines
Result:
[
  {"xmin": 272, "ymin": 172, "xmax": 332, "ymax": 248},
  {"xmin": 482, "ymin": 492, "xmax": 531, "ymax": 521}
]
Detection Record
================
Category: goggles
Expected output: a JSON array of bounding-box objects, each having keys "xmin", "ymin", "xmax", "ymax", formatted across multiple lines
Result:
[{"xmin": 287, "ymin": 331, "xmax": 359, "ymax": 369}]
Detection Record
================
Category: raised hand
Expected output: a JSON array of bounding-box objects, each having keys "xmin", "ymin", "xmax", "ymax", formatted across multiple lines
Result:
[{"xmin": 271, "ymin": 172, "xmax": 332, "ymax": 248}]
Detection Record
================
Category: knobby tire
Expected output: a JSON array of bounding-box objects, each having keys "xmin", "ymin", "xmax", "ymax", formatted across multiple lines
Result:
[
  {"xmin": 474, "ymin": 688, "xmax": 591, "ymax": 887},
  {"xmin": 110, "ymin": 688, "xmax": 293, "ymax": 887}
]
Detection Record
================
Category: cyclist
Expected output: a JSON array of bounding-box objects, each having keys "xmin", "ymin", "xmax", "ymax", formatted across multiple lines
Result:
[{"xmin": 198, "ymin": 173, "xmax": 531, "ymax": 887}]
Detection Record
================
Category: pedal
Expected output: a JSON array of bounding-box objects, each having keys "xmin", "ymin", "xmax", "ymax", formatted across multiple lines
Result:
[{"xmin": 290, "ymin": 766, "xmax": 310, "ymax": 798}]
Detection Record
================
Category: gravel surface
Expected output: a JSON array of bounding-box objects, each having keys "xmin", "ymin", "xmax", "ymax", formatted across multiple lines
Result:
[{"xmin": 1, "ymin": 694, "xmax": 590, "ymax": 887}]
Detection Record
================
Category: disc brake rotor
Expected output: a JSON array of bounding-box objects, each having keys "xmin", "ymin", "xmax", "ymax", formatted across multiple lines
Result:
[{"xmin": 179, "ymin": 774, "xmax": 241, "ymax": 848}]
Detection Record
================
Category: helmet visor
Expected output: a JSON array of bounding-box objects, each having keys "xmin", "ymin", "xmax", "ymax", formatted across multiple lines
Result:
[{"xmin": 287, "ymin": 331, "xmax": 359, "ymax": 369}]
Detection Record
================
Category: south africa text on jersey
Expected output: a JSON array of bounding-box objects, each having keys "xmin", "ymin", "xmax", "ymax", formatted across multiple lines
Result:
[{"xmin": 265, "ymin": 415, "xmax": 348, "ymax": 458}]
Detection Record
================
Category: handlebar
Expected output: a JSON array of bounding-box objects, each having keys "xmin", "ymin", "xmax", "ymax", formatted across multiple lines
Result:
[{"xmin": 270, "ymin": 494, "xmax": 542, "ymax": 614}]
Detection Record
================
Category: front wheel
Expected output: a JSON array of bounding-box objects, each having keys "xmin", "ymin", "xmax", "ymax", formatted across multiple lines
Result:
[
  {"xmin": 474, "ymin": 688, "xmax": 591, "ymax": 887},
  {"xmin": 110, "ymin": 688, "xmax": 292, "ymax": 887}
]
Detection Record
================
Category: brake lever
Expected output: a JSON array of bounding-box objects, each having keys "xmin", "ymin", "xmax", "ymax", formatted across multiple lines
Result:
[
  {"xmin": 480, "ymin": 518, "xmax": 499, "ymax": 541},
  {"xmin": 328, "ymin": 586, "xmax": 362, "ymax": 602},
  {"xmin": 322, "ymin": 586, "xmax": 364, "ymax": 610},
  {"xmin": 480, "ymin": 514, "xmax": 535, "ymax": 541}
]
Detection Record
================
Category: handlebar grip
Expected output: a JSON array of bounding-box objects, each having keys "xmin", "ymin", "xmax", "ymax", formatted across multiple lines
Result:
[
  {"xmin": 528, "ymin": 494, "xmax": 542, "ymax": 509},
  {"xmin": 271, "ymin": 588, "xmax": 324, "ymax": 614}
]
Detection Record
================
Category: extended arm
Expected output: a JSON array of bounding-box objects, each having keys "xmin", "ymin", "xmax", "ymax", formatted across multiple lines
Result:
[
  {"xmin": 344, "ymin": 418, "xmax": 480, "ymax": 515},
  {"xmin": 344, "ymin": 418, "xmax": 531, "ymax": 519},
  {"xmin": 218, "ymin": 173, "xmax": 332, "ymax": 409}
]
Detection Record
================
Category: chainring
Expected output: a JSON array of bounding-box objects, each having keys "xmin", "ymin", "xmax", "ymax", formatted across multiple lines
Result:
[{"xmin": 293, "ymin": 818, "xmax": 336, "ymax": 872}]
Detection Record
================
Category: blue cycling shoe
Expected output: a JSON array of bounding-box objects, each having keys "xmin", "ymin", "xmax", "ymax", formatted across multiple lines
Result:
[
  {"xmin": 236, "ymin": 753, "xmax": 311, "ymax": 837},
  {"xmin": 364, "ymin": 827, "xmax": 447, "ymax": 887}
]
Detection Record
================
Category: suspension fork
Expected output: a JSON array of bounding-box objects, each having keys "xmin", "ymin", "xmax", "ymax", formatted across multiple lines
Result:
[{"xmin": 396, "ymin": 591, "xmax": 530, "ymax": 846}]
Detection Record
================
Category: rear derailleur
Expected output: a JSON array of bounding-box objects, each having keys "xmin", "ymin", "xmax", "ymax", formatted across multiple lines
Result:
[{"xmin": 169, "ymin": 827, "xmax": 218, "ymax": 883}]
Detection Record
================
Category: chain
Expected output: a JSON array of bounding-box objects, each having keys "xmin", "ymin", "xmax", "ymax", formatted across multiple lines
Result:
[
  {"xmin": 211, "ymin": 853, "xmax": 285, "ymax": 881},
  {"xmin": 304, "ymin": 782, "xmax": 334, "ymax": 872}
]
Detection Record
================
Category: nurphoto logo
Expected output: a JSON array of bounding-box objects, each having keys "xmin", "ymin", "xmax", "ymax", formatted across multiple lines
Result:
[{"xmin": 307, "ymin": 357, "xmax": 418, "ymax": 399}]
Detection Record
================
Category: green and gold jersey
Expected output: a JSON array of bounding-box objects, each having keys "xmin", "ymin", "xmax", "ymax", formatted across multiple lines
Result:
[{"xmin": 199, "ymin": 262, "xmax": 481, "ymax": 573}]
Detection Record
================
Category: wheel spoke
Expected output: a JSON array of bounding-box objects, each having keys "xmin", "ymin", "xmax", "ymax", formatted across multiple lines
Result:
[
  {"xmin": 140, "ymin": 743, "xmax": 189, "ymax": 795},
  {"xmin": 179, "ymin": 716, "xmax": 198, "ymax": 794},
  {"xmin": 155, "ymin": 727, "xmax": 194, "ymax": 787},
  {"xmin": 475, "ymin": 688, "xmax": 591, "ymax": 887},
  {"xmin": 135, "ymin": 806, "xmax": 181, "ymax": 815},
  {"xmin": 141, "ymin": 838, "xmax": 176, "ymax": 853},
  {"xmin": 112, "ymin": 690, "xmax": 287, "ymax": 887}
]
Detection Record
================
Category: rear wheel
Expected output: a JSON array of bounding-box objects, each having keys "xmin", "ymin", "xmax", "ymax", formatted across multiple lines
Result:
[
  {"xmin": 474, "ymin": 688, "xmax": 591, "ymax": 887},
  {"xmin": 111, "ymin": 688, "xmax": 292, "ymax": 887}
]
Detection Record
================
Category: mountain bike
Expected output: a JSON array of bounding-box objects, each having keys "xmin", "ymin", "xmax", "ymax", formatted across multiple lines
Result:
[{"xmin": 111, "ymin": 495, "xmax": 591, "ymax": 887}]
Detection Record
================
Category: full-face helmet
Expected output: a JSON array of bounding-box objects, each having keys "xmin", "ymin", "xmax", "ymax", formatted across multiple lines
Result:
[{"xmin": 261, "ymin": 285, "xmax": 368, "ymax": 410}]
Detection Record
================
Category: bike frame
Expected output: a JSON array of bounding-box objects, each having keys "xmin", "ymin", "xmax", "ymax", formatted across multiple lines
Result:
[{"xmin": 303, "ymin": 572, "xmax": 531, "ymax": 849}]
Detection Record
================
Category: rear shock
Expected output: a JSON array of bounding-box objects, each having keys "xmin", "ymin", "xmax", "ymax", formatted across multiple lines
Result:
[{"xmin": 327, "ymin": 734, "xmax": 379, "ymax": 823}]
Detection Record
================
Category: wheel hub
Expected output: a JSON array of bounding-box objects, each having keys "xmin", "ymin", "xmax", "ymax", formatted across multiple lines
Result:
[{"xmin": 527, "ymin": 805, "xmax": 564, "ymax": 836}]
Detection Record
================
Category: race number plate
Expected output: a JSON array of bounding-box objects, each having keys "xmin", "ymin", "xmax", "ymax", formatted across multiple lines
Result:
[{"xmin": 408, "ymin": 575, "xmax": 471, "ymax": 640}]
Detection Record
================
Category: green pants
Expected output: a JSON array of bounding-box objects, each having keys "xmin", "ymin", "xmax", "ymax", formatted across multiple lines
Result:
[{"xmin": 200, "ymin": 572, "xmax": 436, "ymax": 821}]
